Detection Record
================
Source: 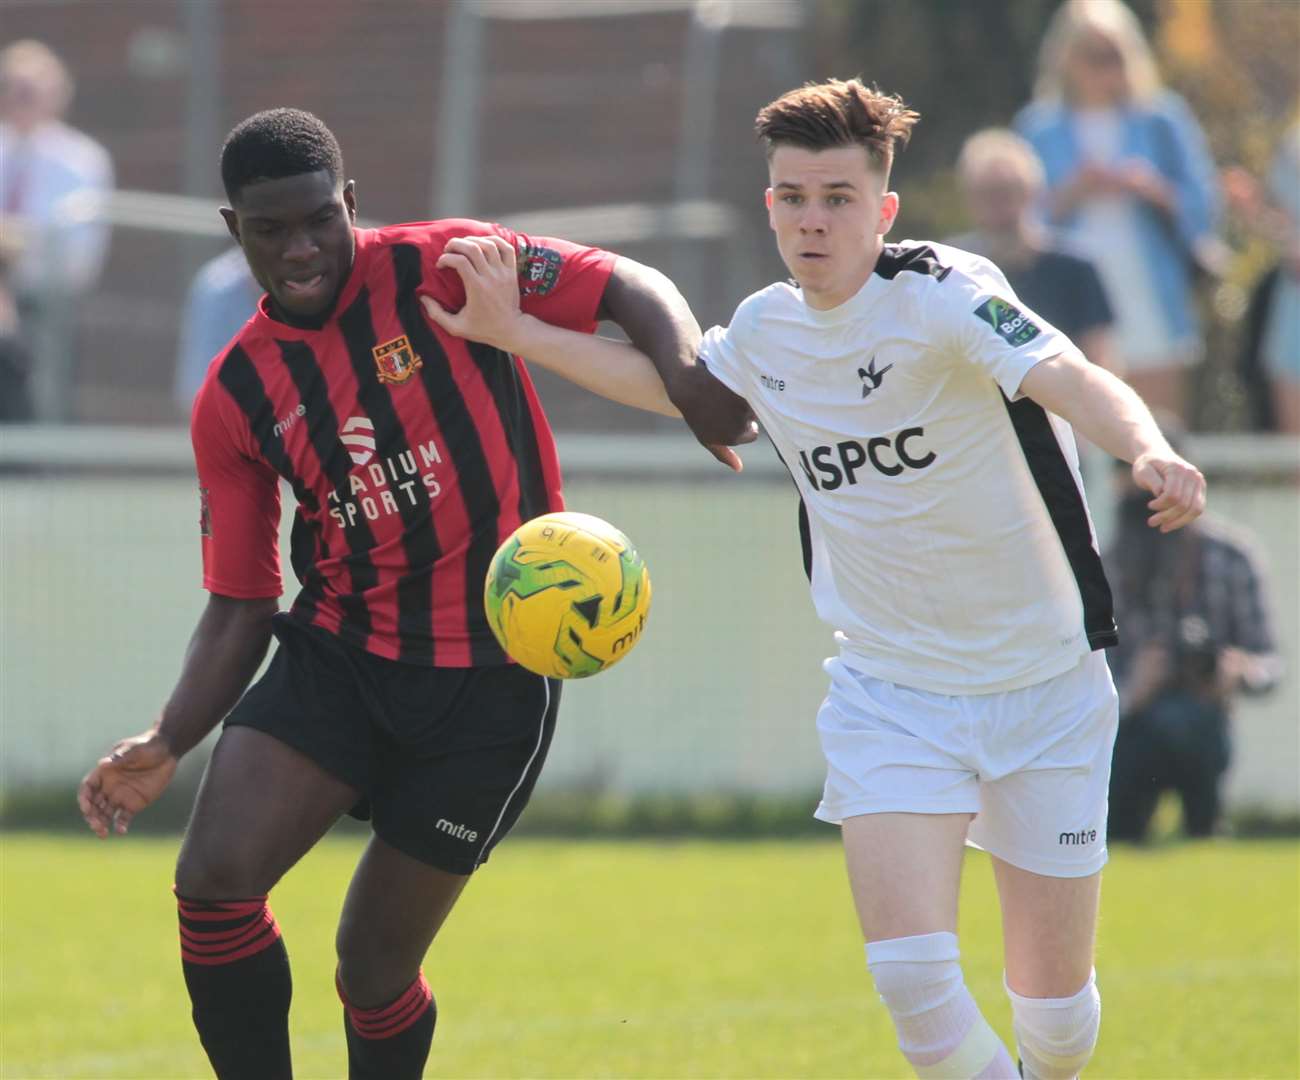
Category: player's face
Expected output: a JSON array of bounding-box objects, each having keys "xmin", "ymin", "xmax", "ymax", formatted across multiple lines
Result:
[
  {"xmin": 765, "ymin": 145, "xmax": 899, "ymax": 311},
  {"xmin": 222, "ymin": 170, "xmax": 357, "ymax": 321}
]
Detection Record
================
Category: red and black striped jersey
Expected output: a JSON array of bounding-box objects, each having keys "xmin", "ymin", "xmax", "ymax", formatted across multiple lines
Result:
[{"xmin": 191, "ymin": 219, "xmax": 615, "ymax": 666}]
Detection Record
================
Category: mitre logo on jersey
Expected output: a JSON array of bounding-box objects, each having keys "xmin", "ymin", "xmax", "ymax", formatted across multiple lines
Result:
[
  {"xmin": 974, "ymin": 296, "xmax": 1042, "ymax": 348},
  {"xmin": 857, "ymin": 356, "xmax": 894, "ymax": 399},
  {"xmin": 273, "ymin": 402, "xmax": 306, "ymax": 437},
  {"xmin": 516, "ymin": 241, "xmax": 561, "ymax": 297},
  {"xmin": 372, "ymin": 335, "xmax": 423, "ymax": 384}
]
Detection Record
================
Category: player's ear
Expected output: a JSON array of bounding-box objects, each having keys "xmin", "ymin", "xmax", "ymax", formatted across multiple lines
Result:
[
  {"xmin": 219, "ymin": 207, "xmax": 240, "ymax": 245},
  {"xmin": 342, "ymin": 180, "xmax": 357, "ymax": 221},
  {"xmin": 878, "ymin": 191, "xmax": 900, "ymax": 237},
  {"xmin": 765, "ymin": 187, "xmax": 775, "ymax": 229}
]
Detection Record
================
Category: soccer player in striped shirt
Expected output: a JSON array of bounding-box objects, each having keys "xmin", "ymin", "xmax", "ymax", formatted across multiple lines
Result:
[{"xmin": 76, "ymin": 108, "xmax": 753, "ymax": 1080}]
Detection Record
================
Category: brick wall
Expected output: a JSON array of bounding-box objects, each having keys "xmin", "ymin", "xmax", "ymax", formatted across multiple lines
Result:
[{"xmin": 4, "ymin": 0, "xmax": 803, "ymax": 425}]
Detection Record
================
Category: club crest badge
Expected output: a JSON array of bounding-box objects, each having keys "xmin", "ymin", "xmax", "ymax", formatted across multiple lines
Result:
[
  {"xmin": 372, "ymin": 335, "xmax": 423, "ymax": 384},
  {"xmin": 857, "ymin": 355, "xmax": 893, "ymax": 399}
]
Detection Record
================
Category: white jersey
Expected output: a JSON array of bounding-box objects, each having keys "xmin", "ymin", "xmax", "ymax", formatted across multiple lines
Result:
[{"xmin": 700, "ymin": 241, "xmax": 1116, "ymax": 695}]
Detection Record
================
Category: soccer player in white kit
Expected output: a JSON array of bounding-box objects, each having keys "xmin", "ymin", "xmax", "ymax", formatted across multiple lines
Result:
[
  {"xmin": 391, "ymin": 75, "xmax": 1203, "ymax": 1078},
  {"xmin": 686, "ymin": 79, "xmax": 1206, "ymax": 1079}
]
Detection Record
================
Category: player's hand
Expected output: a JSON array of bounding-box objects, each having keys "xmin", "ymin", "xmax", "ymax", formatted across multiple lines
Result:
[
  {"xmin": 422, "ymin": 235, "xmax": 527, "ymax": 352},
  {"xmin": 703, "ymin": 443, "xmax": 746, "ymax": 472},
  {"xmin": 77, "ymin": 731, "xmax": 178, "ymax": 838},
  {"xmin": 668, "ymin": 363, "xmax": 759, "ymax": 472},
  {"xmin": 1131, "ymin": 452, "xmax": 1206, "ymax": 533}
]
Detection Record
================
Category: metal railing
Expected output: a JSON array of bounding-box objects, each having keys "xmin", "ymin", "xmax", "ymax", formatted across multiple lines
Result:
[{"xmin": 2, "ymin": 422, "xmax": 1297, "ymax": 481}]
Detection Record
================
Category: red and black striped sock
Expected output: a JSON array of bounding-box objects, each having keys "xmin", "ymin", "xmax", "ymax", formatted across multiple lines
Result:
[
  {"xmin": 176, "ymin": 891, "xmax": 293, "ymax": 1080},
  {"xmin": 337, "ymin": 969, "xmax": 436, "ymax": 1080}
]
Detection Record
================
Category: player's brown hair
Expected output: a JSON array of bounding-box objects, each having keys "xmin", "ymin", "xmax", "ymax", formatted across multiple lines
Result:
[{"xmin": 754, "ymin": 78, "xmax": 919, "ymax": 177}]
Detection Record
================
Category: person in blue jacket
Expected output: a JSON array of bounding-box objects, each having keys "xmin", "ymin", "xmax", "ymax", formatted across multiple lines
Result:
[
  {"xmin": 1016, "ymin": 0, "xmax": 1222, "ymax": 423},
  {"xmin": 173, "ymin": 245, "xmax": 262, "ymax": 412}
]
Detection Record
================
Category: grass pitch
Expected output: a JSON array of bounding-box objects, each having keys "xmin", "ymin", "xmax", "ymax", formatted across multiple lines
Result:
[{"xmin": 1, "ymin": 833, "xmax": 1296, "ymax": 1078}]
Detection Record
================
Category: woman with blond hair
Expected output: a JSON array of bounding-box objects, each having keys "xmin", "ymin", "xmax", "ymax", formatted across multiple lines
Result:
[{"xmin": 1016, "ymin": 0, "xmax": 1220, "ymax": 421}]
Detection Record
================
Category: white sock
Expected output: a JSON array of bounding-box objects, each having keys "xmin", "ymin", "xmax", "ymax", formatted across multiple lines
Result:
[
  {"xmin": 866, "ymin": 931, "xmax": 1018, "ymax": 1079},
  {"xmin": 1005, "ymin": 969, "xmax": 1101, "ymax": 1080}
]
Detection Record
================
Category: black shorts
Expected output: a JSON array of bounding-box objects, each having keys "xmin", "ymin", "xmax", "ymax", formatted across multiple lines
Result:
[{"xmin": 225, "ymin": 614, "xmax": 560, "ymax": 875}]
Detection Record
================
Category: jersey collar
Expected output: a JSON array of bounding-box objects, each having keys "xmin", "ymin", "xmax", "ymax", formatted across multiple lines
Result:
[{"xmin": 799, "ymin": 269, "xmax": 886, "ymax": 326}]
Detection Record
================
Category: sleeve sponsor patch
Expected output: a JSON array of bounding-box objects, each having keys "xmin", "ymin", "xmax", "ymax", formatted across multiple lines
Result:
[
  {"xmin": 973, "ymin": 296, "xmax": 1042, "ymax": 348},
  {"xmin": 516, "ymin": 241, "xmax": 563, "ymax": 296}
]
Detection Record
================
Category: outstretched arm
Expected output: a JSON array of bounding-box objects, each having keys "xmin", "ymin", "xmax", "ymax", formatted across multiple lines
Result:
[
  {"xmin": 77, "ymin": 594, "xmax": 277, "ymax": 836},
  {"xmin": 422, "ymin": 237, "xmax": 680, "ymax": 417},
  {"xmin": 1019, "ymin": 351, "xmax": 1205, "ymax": 532},
  {"xmin": 595, "ymin": 255, "xmax": 756, "ymax": 453},
  {"xmin": 423, "ymin": 235, "xmax": 756, "ymax": 470}
]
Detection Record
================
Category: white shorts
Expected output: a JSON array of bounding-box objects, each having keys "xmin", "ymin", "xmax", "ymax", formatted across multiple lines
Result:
[{"xmin": 814, "ymin": 651, "xmax": 1119, "ymax": 878}]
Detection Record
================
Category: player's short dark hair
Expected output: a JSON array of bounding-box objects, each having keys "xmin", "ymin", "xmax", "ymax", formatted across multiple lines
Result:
[
  {"xmin": 220, "ymin": 108, "xmax": 344, "ymax": 203},
  {"xmin": 755, "ymin": 78, "xmax": 919, "ymax": 177}
]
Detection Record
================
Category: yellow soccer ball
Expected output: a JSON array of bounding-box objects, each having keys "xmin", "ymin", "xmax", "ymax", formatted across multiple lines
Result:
[{"xmin": 483, "ymin": 511, "xmax": 652, "ymax": 679}]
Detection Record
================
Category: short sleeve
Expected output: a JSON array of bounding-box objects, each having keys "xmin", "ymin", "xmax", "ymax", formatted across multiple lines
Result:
[
  {"xmin": 191, "ymin": 375, "xmax": 282, "ymax": 598},
  {"xmin": 697, "ymin": 322, "xmax": 750, "ymax": 399},
  {"xmin": 509, "ymin": 229, "xmax": 616, "ymax": 331},
  {"xmin": 936, "ymin": 259, "xmax": 1078, "ymax": 400},
  {"xmin": 698, "ymin": 290, "xmax": 770, "ymax": 400},
  {"xmin": 417, "ymin": 218, "xmax": 616, "ymax": 335}
]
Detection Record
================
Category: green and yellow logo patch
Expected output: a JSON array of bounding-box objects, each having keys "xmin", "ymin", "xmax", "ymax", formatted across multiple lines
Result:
[{"xmin": 974, "ymin": 296, "xmax": 1042, "ymax": 348}]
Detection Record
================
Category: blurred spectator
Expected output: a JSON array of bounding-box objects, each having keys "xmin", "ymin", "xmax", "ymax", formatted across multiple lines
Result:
[
  {"xmin": 174, "ymin": 245, "xmax": 261, "ymax": 412},
  {"xmin": 1015, "ymin": 0, "xmax": 1222, "ymax": 423},
  {"xmin": 0, "ymin": 39, "xmax": 113, "ymax": 421},
  {"xmin": 1224, "ymin": 122, "xmax": 1300, "ymax": 434},
  {"xmin": 1105, "ymin": 417, "xmax": 1281, "ymax": 842},
  {"xmin": 953, "ymin": 126, "xmax": 1123, "ymax": 543},
  {"xmin": 952, "ymin": 127, "xmax": 1119, "ymax": 374},
  {"xmin": 0, "ymin": 229, "xmax": 32, "ymax": 421}
]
